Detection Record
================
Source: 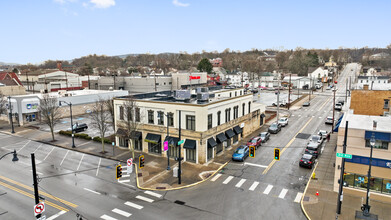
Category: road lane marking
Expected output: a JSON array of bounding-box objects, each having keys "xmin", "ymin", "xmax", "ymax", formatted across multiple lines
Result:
[
  {"xmin": 294, "ymin": 192, "xmax": 303, "ymax": 203},
  {"xmin": 249, "ymin": 181, "xmax": 259, "ymax": 191},
  {"xmin": 279, "ymin": 189, "xmax": 288, "ymax": 199},
  {"xmin": 96, "ymin": 158, "xmax": 101, "ymax": 176},
  {"xmin": 77, "ymin": 154, "xmax": 85, "ymax": 171},
  {"xmin": 144, "ymin": 191, "xmax": 162, "ymax": 198},
  {"xmin": 60, "ymin": 150, "xmax": 69, "ymax": 166},
  {"xmin": 118, "ymin": 179, "xmax": 130, "ymax": 183},
  {"xmin": 17, "ymin": 140, "xmax": 31, "ymax": 153},
  {"xmin": 83, "ymin": 188, "xmax": 101, "ymax": 195},
  {"xmin": 112, "ymin": 208, "xmax": 131, "ymax": 217},
  {"xmin": 222, "ymin": 176, "xmax": 234, "ymax": 184},
  {"xmin": 47, "ymin": 210, "xmax": 67, "ymax": 220},
  {"xmin": 211, "ymin": 174, "xmax": 222, "ymax": 182},
  {"xmin": 125, "ymin": 201, "xmax": 143, "ymax": 210},
  {"xmin": 43, "ymin": 146, "xmax": 55, "ymax": 161},
  {"xmin": 100, "ymin": 215, "xmax": 117, "ymax": 220},
  {"xmin": 122, "ymin": 174, "xmax": 130, "ymax": 178},
  {"xmin": 244, "ymin": 162, "xmax": 268, "ymax": 168},
  {"xmin": 235, "ymin": 179, "xmax": 246, "ymax": 188},
  {"xmin": 263, "ymin": 185, "xmax": 273, "ymax": 195},
  {"xmin": 136, "ymin": 195, "xmax": 154, "ymax": 203},
  {"xmin": 33, "ymin": 144, "xmax": 43, "ymax": 153},
  {"xmin": 0, "ymin": 175, "xmax": 77, "ymax": 208}
]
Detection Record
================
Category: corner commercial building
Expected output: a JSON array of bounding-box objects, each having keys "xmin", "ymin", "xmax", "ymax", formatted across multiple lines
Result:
[{"xmin": 113, "ymin": 87, "xmax": 266, "ymax": 164}]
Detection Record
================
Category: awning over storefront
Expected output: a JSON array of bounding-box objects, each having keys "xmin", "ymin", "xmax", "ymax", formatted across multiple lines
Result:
[
  {"xmin": 225, "ymin": 129, "xmax": 235, "ymax": 138},
  {"xmin": 145, "ymin": 133, "xmax": 161, "ymax": 144},
  {"xmin": 233, "ymin": 125, "xmax": 243, "ymax": 134},
  {"xmin": 116, "ymin": 129, "xmax": 142, "ymax": 139},
  {"xmin": 116, "ymin": 128, "xmax": 127, "ymax": 136},
  {"xmin": 216, "ymin": 132, "xmax": 227, "ymax": 143},
  {"xmin": 183, "ymin": 139, "xmax": 196, "ymax": 149},
  {"xmin": 164, "ymin": 136, "xmax": 179, "ymax": 146},
  {"xmin": 208, "ymin": 137, "xmax": 217, "ymax": 148}
]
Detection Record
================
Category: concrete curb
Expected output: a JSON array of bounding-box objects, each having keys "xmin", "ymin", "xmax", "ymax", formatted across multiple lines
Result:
[
  {"xmin": 301, "ymin": 162, "xmax": 319, "ymax": 220},
  {"xmin": 135, "ymin": 161, "xmax": 229, "ymax": 191}
]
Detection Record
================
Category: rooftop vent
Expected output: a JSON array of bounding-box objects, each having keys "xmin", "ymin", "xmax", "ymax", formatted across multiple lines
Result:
[{"xmin": 174, "ymin": 90, "xmax": 191, "ymax": 101}]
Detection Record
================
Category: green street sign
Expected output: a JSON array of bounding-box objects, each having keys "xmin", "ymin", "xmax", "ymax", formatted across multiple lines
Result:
[
  {"xmin": 178, "ymin": 139, "xmax": 185, "ymax": 145},
  {"xmin": 336, "ymin": 153, "xmax": 352, "ymax": 159}
]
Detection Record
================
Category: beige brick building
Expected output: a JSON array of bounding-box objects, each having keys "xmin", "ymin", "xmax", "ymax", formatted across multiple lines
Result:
[{"xmin": 350, "ymin": 88, "xmax": 391, "ymax": 116}]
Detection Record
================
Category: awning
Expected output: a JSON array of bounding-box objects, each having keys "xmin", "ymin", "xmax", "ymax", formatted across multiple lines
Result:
[
  {"xmin": 333, "ymin": 113, "xmax": 344, "ymax": 132},
  {"xmin": 216, "ymin": 133, "xmax": 227, "ymax": 143},
  {"xmin": 145, "ymin": 133, "xmax": 161, "ymax": 144},
  {"xmin": 183, "ymin": 139, "xmax": 196, "ymax": 149},
  {"xmin": 225, "ymin": 129, "xmax": 235, "ymax": 138},
  {"xmin": 208, "ymin": 138, "xmax": 217, "ymax": 148},
  {"xmin": 365, "ymin": 131, "xmax": 391, "ymax": 142},
  {"xmin": 233, "ymin": 125, "xmax": 243, "ymax": 134},
  {"xmin": 116, "ymin": 128, "xmax": 127, "ymax": 136},
  {"xmin": 130, "ymin": 131, "xmax": 142, "ymax": 139},
  {"xmin": 164, "ymin": 136, "xmax": 179, "ymax": 146}
]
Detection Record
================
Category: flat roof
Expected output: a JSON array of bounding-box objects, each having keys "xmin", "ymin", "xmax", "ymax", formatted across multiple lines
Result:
[{"xmin": 340, "ymin": 113, "xmax": 391, "ymax": 133}]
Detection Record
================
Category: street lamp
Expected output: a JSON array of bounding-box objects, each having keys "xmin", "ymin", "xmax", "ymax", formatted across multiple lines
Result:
[
  {"xmin": 361, "ymin": 132, "xmax": 375, "ymax": 216},
  {"xmin": 59, "ymin": 101, "xmax": 76, "ymax": 148},
  {"xmin": 163, "ymin": 112, "xmax": 172, "ymax": 170},
  {"xmin": 8, "ymin": 96, "xmax": 15, "ymax": 134},
  {"xmin": 0, "ymin": 149, "xmax": 19, "ymax": 162},
  {"xmin": 332, "ymin": 88, "xmax": 337, "ymax": 133}
]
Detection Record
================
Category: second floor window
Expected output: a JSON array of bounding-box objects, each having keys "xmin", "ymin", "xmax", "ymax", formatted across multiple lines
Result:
[
  {"xmin": 242, "ymin": 103, "xmax": 245, "ymax": 116},
  {"xmin": 233, "ymin": 106, "xmax": 239, "ymax": 119},
  {"xmin": 157, "ymin": 111, "xmax": 164, "ymax": 125},
  {"xmin": 248, "ymin": 101, "xmax": 251, "ymax": 114},
  {"xmin": 225, "ymin": 108, "xmax": 231, "ymax": 122},
  {"xmin": 384, "ymin": 99, "xmax": 389, "ymax": 109},
  {"xmin": 186, "ymin": 115, "xmax": 195, "ymax": 131},
  {"xmin": 208, "ymin": 114, "xmax": 212, "ymax": 129},
  {"xmin": 217, "ymin": 111, "xmax": 221, "ymax": 126},
  {"xmin": 365, "ymin": 139, "xmax": 389, "ymax": 150},
  {"xmin": 119, "ymin": 106, "xmax": 124, "ymax": 120},
  {"xmin": 135, "ymin": 108, "xmax": 140, "ymax": 122},
  {"xmin": 148, "ymin": 110, "xmax": 154, "ymax": 124},
  {"xmin": 168, "ymin": 112, "xmax": 174, "ymax": 126}
]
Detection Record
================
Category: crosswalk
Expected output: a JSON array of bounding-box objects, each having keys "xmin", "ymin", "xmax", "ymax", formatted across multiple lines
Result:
[
  {"xmin": 211, "ymin": 174, "xmax": 303, "ymax": 203},
  {"xmin": 99, "ymin": 190, "xmax": 163, "ymax": 219}
]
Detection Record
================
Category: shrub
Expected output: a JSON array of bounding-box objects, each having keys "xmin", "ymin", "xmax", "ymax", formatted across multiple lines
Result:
[{"xmin": 93, "ymin": 136, "xmax": 112, "ymax": 144}]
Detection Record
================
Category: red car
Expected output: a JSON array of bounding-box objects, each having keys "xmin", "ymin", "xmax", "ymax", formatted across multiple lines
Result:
[{"xmin": 247, "ymin": 137, "xmax": 262, "ymax": 149}]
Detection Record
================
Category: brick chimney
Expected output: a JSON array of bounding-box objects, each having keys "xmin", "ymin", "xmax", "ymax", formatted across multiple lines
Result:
[
  {"xmin": 57, "ymin": 61, "xmax": 62, "ymax": 71},
  {"xmin": 363, "ymin": 84, "xmax": 369, "ymax": 90}
]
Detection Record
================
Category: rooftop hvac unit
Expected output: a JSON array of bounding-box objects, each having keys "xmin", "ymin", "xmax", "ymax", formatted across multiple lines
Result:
[
  {"xmin": 174, "ymin": 90, "xmax": 191, "ymax": 101},
  {"xmin": 196, "ymin": 87, "xmax": 208, "ymax": 93},
  {"xmin": 197, "ymin": 92, "xmax": 209, "ymax": 102}
]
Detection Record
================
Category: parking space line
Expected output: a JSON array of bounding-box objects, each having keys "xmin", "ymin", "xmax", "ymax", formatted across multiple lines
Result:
[
  {"xmin": 125, "ymin": 201, "xmax": 143, "ymax": 210},
  {"xmin": 77, "ymin": 154, "xmax": 85, "ymax": 171},
  {"xmin": 83, "ymin": 188, "xmax": 101, "ymax": 195},
  {"xmin": 47, "ymin": 210, "xmax": 67, "ymax": 220},
  {"xmin": 279, "ymin": 188, "xmax": 288, "ymax": 199},
  {"xmin": 294, "ymin": 192, "xmax": 303, "ymax": 203},
  {"xmin": 244, "ymin": 162, "xmax": 268, "ymax": 168},
  {"xmin": 44, "ymin": 146, "xmax": 55, "ymax": 161},
  {"xmin": 235, "ymin": 179, "xmax": 246, "ymax": 188},
  {"xmin": 222, "ymin": 176, "xmax": 234, "ymax": 184},
  {"xmin": 211, "ymin": 173, "xmax": 222, "ymax": 182},
  {"xmin": 144, "ymin": 191, "xmax": 162, "ymax": 198},
  {"xmin": 112, "ymin": 208, "xmax": 131, "ymax": 217},
  {"xmin": 100, "ymin": 214, "xmax": 117, "ymax": 220},
  {"xmin": 17, "ymin": 140, "xmax": 31, "ymax": 153},
  {"xmin": 263, "ymin": 185, "xmax": 273, "ymax": 195},
  {"xmin": 136, "ymin": 195, "xmax": 154, "ymax": 203},
  {"xmin": 60, "ymin": 150, "xmax": 69, "ymax": 166},
  {"xmin": 77, "ymin": 140, "xmax": 92, "ymax": 147},
  {"xmin": 33, "ymin": 144, "xmax": 43, "ymax": 153},
  {"xmin": 96, "ymin": 158, "xmax": 101, "ymax": 176},
  {"xmin": 249, "ymin": 181, "xmax": 259, "ymax": 191}
]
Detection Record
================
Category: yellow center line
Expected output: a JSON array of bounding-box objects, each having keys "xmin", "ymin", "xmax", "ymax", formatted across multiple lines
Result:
[
  {"xmin": 0, "ymin": 175, "xmax": 77, "ymax": 208},
  {"xmin": 0, "ymin": 180, "xmax": 69, "ymax": 212}
]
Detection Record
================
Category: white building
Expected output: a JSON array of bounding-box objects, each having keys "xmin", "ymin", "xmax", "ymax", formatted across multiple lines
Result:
[
  {"xmin": 308, "ymin": 67, "xmax": 329, "ymax": 79},
  {"xmin": 356, "ymin": 76, "xmax": 390, "ymax": 90}
]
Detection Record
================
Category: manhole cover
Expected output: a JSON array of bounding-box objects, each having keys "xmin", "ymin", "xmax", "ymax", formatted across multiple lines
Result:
[
  {"xmin": 296, "ymin": 133, "xmax": 311, "ymax": 139},
  {"xmin": 174, "ymin": 200, "xmax": 185, "ymax": 205}
]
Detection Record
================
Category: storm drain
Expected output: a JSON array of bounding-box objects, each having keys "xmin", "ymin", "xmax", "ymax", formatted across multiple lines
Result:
[
  {"xmin": 174, "ymin": 200, "xmax": 186, "ymax": 205},
  {"xmin": 296, "ymin": 133, "xmax": 311, "ymax": 139}
]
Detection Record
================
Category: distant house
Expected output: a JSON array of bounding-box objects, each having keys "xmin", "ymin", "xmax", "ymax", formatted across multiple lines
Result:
[
  {"xmin": 369, "ymin": 52, "xmax": 390, "ymax": 61},
  {"xmin": 0, "ymin": 72, "xmax": 23, "ymax": 86},
  {"xmin": 209, "ymin": 58, "xmax": 223, "ymax": 67},
  {"xmin": 363, "ymin": 66, "xmax": 382, "ymax": 76},
  {"xmin": 308, "ymin": 67, "xmax": 329, "ymax": 79}
]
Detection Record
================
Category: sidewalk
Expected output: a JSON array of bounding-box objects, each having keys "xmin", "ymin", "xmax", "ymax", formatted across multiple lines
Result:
[{"xmin": 302, "ymin": 133, "xmax": 391, "ymax": 220}]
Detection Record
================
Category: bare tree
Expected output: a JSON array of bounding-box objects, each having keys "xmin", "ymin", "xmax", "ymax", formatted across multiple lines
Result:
[
  {"xmin": 122, "ymin": 96, "xmax": 140, "ymax": 160},
  {"xmin": 104, "ymin": 99, "xmax": 115, "ymax": 132},
  {"xmin": 90, "ymin": 99, "xmax": 111, "ymax": 153},
  {"xmin": 39, "ymin": 94, "xmax": 61, "ymax": 141},
  {"xmin": 0, "ymin": 91, "xmax": 7, "ymax": 115}
]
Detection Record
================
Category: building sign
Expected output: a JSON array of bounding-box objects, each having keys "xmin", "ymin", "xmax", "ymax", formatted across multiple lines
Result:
[
  {"xmin": 27, "ymin": 103, "xmax": 38, "ymax": 110},
  {"xmin": 346, "ymin": 155, "xmax": 391, "ymax": 169},
  {"xmin": 189, "ymin": 76, "xmax": 201, "ymax": 80}
]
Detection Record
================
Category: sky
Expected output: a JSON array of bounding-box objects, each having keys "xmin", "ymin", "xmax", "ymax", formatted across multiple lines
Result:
[{"xmin": 1, "ymin": 0, "xmax": 390, "ymax": 64}]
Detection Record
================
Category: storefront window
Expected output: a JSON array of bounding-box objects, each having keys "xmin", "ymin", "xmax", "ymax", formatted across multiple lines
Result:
[
  {"xmin": 344, "ymin": 172, "xmax": 391, "ymax": 196},
  {"xmin": 354, "ymin": 175, "xmax": 367, "ymax": 188},
  {"xmin": 186, "ymin": 148, "xmax": 196, "ymax": 162},
  {"xmin": 343, "ymin": 172, "xmax": 354, "ymax": 187},
  {"xmin": 370, "ymin": 177, "xmax": 382, "ymax": 192},
  {"xmin": 383, "ymin": 179, "xmax": 391, "ymax": 194}
]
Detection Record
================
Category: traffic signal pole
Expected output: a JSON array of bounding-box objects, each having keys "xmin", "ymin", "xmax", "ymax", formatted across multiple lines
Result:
[
  {"xmin": 336, "ymin": 121, "xmax": 348, "ymax": 216},
  {"xmin": 31, "ymin": 153, "xmax": 41, "ymax": 218},
  {"xmin": 178, "ymin": 110, "xmax": 182, "ymax": 185}
]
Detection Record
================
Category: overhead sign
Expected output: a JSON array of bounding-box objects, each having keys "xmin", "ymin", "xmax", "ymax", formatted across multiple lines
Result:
[
  {"xmin": 34, "ymin": 202, "xmax": 45, "ymax": 216},
  {"xmin": 336, "ymin": 153, "xmax": 352, "ymax": 159},
  {"xmin": 127, "ymin": 158, "xmax": 133, "ymax": 166},
  {"xmin": 189, "ymin": 76, "xmax": 200, "ymax": 80}
]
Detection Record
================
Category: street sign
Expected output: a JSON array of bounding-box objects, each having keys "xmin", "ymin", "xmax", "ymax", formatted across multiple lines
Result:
[
  {"xmin": 177, "ymin": 139, "xmax": 185, "ymax": 145},
  {"xmin": 336, "ymin": 153, "xmax": 352, "ymax": 159},
  {"xmin": 164, "ymin": 141, "xmax": 168, "ymax": 151},
  {"xmin": 34, "ymin": 202, "xmax": 45, "ymax": 216},
  {"xmin": 127, "ymin": 164, "xmax": 133, "ymax": 174},
  {"xmin": 127, "ymin": 158, "xmax": 133, "ymax": 166}
]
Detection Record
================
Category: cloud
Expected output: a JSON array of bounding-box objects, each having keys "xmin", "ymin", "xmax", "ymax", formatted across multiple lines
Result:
[
  {"xmin": 90, "ymin": 0, "xmax": 115, "ymax": 8},
  {"xmin": 54, "ymin": 0, "xmax": 78, "ymax": 4},
  {"xmin": 172, "ymin": 0, "xmax": 189, "ymax": 7}
]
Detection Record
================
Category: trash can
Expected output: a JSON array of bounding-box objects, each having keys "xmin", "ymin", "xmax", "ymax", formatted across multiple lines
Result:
[{"xmin": 173, "ymin": 167, "xmax": 178, "ymax": 177}]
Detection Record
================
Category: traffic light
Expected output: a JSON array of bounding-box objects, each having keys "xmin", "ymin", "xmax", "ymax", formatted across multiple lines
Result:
[
  {"xmin": 116, "ymin": 165, "xmax": 122, "ymax": 179},
  {"xmin": 139, "ymin": 155, "xmax": 145, "ymax": 169},
  {"xmin": 274, "ymin": 148, "xmax": 280, "ymax": 160},
  {"xmin": 249, "ymin": 146, "xmax": 255, "ymax": 158}
]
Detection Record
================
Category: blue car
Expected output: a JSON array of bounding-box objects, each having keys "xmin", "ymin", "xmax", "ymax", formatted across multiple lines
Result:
[{"xmin": 232, "ymin": 145, "xmax": 249, "ymax": 161}]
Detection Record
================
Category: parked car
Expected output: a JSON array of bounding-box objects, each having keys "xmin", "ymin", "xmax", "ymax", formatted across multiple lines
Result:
[
  {"xmin": 303, "ymin": 102, "xmax": 310, "ymax": 107},
  {"xmin": 337, "ymin": 99, "xmax": 345, "ymax": 105},
  {"xmin": 318, "ymin": 130, "xmax": 329, "ymax": 139},
  {"xmin": 268, "ymin": 122, "xmax": 282, "ymax": 134},
  {"xmin": 232, "ymin": 145, "xmax": 249, "ymax": 162},
  {"xmin": 247, "ymin": 137, "xmax": 262, "ymax": 149},
  {"xmin": 259, "ymin": 132, "xmax": 270, "ymax": 143},
  {"xmin": 272, "ymin": 100, "xmax": 286, "ymax": 107},
  {"xmin": 305, "ymin": 142, "xmax": 321, "ymax": 158},
  {"xmin": 299, "ymin": 154, "xmax": 316, "ymax": 168},
  {"xmin": 68, "ymin": 123, "xmax": 88, "ymax": 133},
  {"xmin": 278, "ymin": 117, "xmax": 289, "ymax": 127},
  {"xmin": 325, "ymin": 116, "xmax": 334, "ymax": 125},
  {"xmin": 309, "ymin": 134, "xmax": 323, "ymax": 145},
  {"xmin": 335, "ymin": 103, "xmax": 342, "ymax": 110}
]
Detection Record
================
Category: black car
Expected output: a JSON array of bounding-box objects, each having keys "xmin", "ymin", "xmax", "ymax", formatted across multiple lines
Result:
[
  {"xmin": 72, "ymin": 123, "xmax": 88, "ymax": 133},
  {"xmin": 259, "ymin": 132, "xmax": 270, "ymax": 143},
  {"xmin": 305, "ymin": 142, "xmax": 320, "ymax": 158},
  {"xmin": 268, "ymin": 122, "xmax": 282, "ymax": 134},
  {"xmin": 299, "ymin": 154, "xmax": 316, "ymax": 168}
]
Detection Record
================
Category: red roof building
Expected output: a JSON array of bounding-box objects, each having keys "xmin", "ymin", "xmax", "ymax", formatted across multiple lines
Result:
[{"xmin": 0, "ymin": 72, "xmax": 23, "ymax": 86}]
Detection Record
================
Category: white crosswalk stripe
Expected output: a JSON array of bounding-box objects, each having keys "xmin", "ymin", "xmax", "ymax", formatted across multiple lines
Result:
[
  {"xmin": 125, "ymin": 201, "xmax": 143, "ymax": 210},
  {"xmin": 294, "ymin": 192, "xmax": 303, "ymax": 203},
  {"xmin": 211, "ymin": 173, "xmax": 222, "ymax": 182},
  {"xmin": 144, "ymin": 190, "xmax": 162, "ymax": 198},
  {"xmin": 100, "ymin": 215, "xmax": 117, "ymax": 220},
  {"xmin": 235, "ymin": 179, "xmax": 246, "ymax": 188},
  {"xmin": 222, "ymin": 176, "xmax": 234, "ymax": 184},
  {"xmin": 112, "ymin": 208, "xmax": 131, "ymax": 217},
  {"xmin": 249, "ymin": 181, "xmax": 259, "ymax": 191},
  {"xmin": 279, "ymin": 188, "xmax": 288, "ymax": 199},
  {"xmin": 136, "ymin": 195, "xmax": 154, "ymax": 203},
  {"xmin": 263, "ymin": 185, "xmax": 273, "ymax": 195}
]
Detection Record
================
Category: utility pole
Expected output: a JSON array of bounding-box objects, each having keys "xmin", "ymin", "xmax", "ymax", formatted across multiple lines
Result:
[
  {"xmin": 166, "ymin": 113, "xmax": 170, "ymax": 170},
  {"xmin": 178, "ymin": 110, "xmax": 182, "ymax": 184},
  {"xmin": 288, "ymin": 74, "xmax": 291, "ymax": 110},
  {"xmin": 309, "ymin": 77, "xmax": 311, "ymax": 101},
  {"xmin": 276, "ymin": 79, "xmax": 280, "ymax": 122},
  {"xmin": 336, "ymin": 121, "xmax": 348, "ymax": 216},
  {"xmin": 345, "ymin": 78, "xmax": 348, "ymax": 103},
  {"xmin": 31, "ymin": 153, "xmax": 41, "ymax": 219}
]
